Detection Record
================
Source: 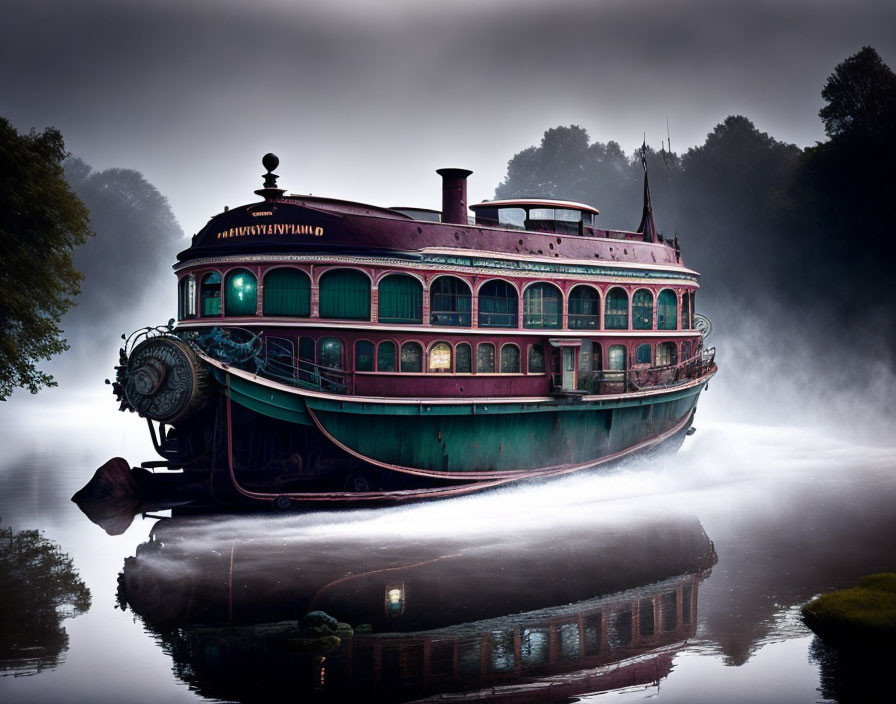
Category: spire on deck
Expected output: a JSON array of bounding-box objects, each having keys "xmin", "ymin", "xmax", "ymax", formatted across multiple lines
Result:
[{"xmin": 636, "ymin": 140, "xmax": 657, "ymax": 243}]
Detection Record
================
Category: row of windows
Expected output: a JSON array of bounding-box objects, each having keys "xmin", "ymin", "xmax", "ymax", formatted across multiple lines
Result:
[
  {"xmin": 284, "ymin": 336, "xmax": 693, "ymax": 376},
  {"xmin": 180, "ymin": 268, "xmax": 696, "ymax": 331}
]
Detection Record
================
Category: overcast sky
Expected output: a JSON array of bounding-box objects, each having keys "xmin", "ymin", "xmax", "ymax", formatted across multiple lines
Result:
[{"xmin": 2, "ymin": 0, "xmax": 894, "ymax": 237}]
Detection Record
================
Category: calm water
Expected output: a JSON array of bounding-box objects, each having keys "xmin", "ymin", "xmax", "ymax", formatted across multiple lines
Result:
[{"xmin": 1, "ymin": 386, "xmax": 894, "ymax": 703}]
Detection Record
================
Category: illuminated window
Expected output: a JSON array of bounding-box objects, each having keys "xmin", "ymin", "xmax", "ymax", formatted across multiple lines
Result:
[
  {"xmin": 384, "ymin": 582, "xmax": 405, "ymax": 616},
  {"xmin": 178, "ymin": 275, "xmax": 196, "ymax": 319},
  {"xmin": 428, "ymin": 342, "xmax": 452, "ymax": 373},
  {"xmin": 656, "ymin": 341, "xmax": 678, "ymax": 366},
  {"xmin": 224, "ymin": 268, "xmax": 258, "ymax": 316},
  {"xmin": 608, "ymin": 344, "xmax": 626, "ymax": 371}
]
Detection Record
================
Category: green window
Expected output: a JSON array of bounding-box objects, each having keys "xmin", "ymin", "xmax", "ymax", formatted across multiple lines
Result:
[
  {"xmin": 430, "ymin": 276, "xmax": 471, "ymax": 326},
  {"xmin": 377, "ymin": 341, "xmax": 396, "ymax": 371},
  {"xmin": 319, "ymin": 270, "xmax": 370, "ymax": 320},
  {"xmin": 523, "ymin": 283, "xmax": 562, "ymax": 329},
  {"xmin": 225, "ymin": 269, "xmax": 257, "ymax": 316},
  {"xmin": 477, "ymin": 343, "xmax": 496, "ymax": 373},
  {"xmin": 200, "ymin": 272, "xmax": 222, "ymax": 317},
  {"xmin": 682, "ymin": 291, "xmax": 692, "ymax": 329},
  {"xmin": 528, "ymin": 344, "xmax": 545, "ymax": 373},
  {"xmin": 318, "ymin": 337, "xmax": 343, "ymax": 369},
  {"xmin": 636, "ymin": 343, "xmax": 652, "ymax": 365},
  {"xmin": 355, "ymin": 340, "xmax": 374, "ymax": 371},
  {"xmin": 478, "ymin": 280, "xmax": 518, "ymax": 328},
  {"xmin": 657, "ymin": 290, "xmax": 677, "ymax": 330},
  {"xmin": 605, "ymin": 288, "xmax": 629, "ymax": 330},
  {"xmin": 263, "ymin": 268, "xmax": 310, "ymax": 316},
  {"xmin": 400, "ymin": 342, "xmax": 423, "ymax": 372},
  {"xmin": 500, "ymin": 344, "xmax": 520, "ymax": 373},
  {"xmin": 455, "ymin": 343, "xmax": 472, "ymax": 373},
  {"xmin": 378, "ymin": 274, "xmax": 422, "ymax": 323},
  {"xmin": 568, "ymin": 286, "xmax": 599, "ymax": 329},
  {"xmin": 632, "ymin": 289, "xmax": 653, "ymax": 330}
]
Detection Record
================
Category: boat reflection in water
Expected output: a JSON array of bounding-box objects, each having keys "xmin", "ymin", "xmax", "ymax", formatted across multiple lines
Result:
[{"xmin": 117, "ymin": 507, "xmax": 716, "ymax": 702}]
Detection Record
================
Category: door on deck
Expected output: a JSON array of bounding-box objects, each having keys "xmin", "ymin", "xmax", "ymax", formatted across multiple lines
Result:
[{"xmin": 561, "ymin": 347, "xmax": 576, "ymax": 390}]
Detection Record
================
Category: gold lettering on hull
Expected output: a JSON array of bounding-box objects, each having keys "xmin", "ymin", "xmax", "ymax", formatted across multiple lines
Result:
[{"xmin": 215, "ymin": 224, "xmax": 324, "ymax": 239}]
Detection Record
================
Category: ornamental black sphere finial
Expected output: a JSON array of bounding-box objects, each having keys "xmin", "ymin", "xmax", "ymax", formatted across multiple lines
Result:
[
  {"xmin": 261, "ymin": 153, "xmax": 280, "ymax": 189},
  {"xmin": 262, "ymin": 152, "xmax": 279, "ymax": 173}
]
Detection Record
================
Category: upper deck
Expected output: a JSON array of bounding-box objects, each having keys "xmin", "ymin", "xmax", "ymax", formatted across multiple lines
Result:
[{"xmin": 176, "ymin": 164, "xmax": 687, "ymax": 274}]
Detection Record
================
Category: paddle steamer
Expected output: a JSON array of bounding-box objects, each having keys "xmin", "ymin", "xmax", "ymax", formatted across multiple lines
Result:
[{"xmin": 111, "ymin": 153, "xmax": 716, "ymax": 503}]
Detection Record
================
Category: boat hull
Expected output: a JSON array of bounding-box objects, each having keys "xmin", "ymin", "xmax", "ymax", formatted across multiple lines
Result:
[{"xmin": 156, "ymin": 359, "xmax": 713, "ymax": 503}]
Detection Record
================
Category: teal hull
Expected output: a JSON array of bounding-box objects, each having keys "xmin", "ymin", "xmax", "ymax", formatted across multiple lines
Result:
[{"xmin": 215, "ymin": 368, "xmax": 705, "ymax": 476}]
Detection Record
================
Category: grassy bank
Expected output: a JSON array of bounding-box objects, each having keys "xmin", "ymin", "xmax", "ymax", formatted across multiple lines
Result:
[{"xmin": 802, "ymin": 573, "xmax": 896, "ymax": 642}]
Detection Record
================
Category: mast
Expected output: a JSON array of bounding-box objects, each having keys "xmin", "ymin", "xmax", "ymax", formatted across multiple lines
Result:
[{"xmin": 636, "ymin": 140, "xmax": 658, "ymax": 243}]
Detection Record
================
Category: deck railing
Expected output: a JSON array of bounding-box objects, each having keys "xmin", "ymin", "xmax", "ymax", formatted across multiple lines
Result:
[{"xmin": 551, "ymin": 348, "xmax": 716, "ymax": 395}]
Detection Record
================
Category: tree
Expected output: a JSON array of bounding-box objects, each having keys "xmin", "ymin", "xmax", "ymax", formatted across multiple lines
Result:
[
  {"xmin": 819, "ymin": 46, "xmax": 896, "ymax": 140},
  {"xmin": 0, "ymin": 118, "xmax": 92, "ymax": 400}
]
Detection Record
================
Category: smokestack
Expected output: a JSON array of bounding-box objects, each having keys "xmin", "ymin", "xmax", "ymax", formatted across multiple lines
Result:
[{"xmin": 436, "ymin": 168, "xmax": 473, "ymax": 225}]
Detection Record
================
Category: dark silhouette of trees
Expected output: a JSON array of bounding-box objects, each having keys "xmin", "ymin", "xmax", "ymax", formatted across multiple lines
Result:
[
  {"xmin": 819, "ymin": 46, "xmax": 896, "ymax": 141},
  {"xmin": 0, "ymin": 523, "xmax": 91, "ymax": 674},
  {"xmin": 0, "ymin": 119, "xmax": 93, "ymax": 400}
]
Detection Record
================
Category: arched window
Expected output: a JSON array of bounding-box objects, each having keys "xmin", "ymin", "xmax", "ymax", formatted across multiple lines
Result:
[
  {"xmin": 632, "ymin": 289, "xmax": 654, "ymax": 330},
  {"xmin": 377, "ymin": 341, "xmax": 396, "ymax": 372},
  {"xmin": 456, "ymin": 343, "xmax": 472, "ymax": 373},
  {"xmin": 523, "ymin": 283, "xmax": 562, "ymax": 329},
  {"xmin": 568, "ymin": 286, "xmax": 599, "ymax": 329},
  {"xmin": 478, "ymin": 280, "xmax": 518, "ymax": 328},
  {"xmin": 428, "ymin": 342, "xmax": 452, "ymax": 373},
  {"xmin": 430, "ymin": 276, "xmax": 471, "ymax": 326},
  {"xmin": 263, "ymin": 268, "xmax": 310, "ymax": 316},
  {"xmin": 528, "ymin": 344, "xmax": 545, "ymax": 374},
  {"xmin": 657, "ymin": 289, "xmax": 677, "ymax": 330},
  {"xmin": 355, "ymin": 340, "xmax": 374, "ymax": 372},
  {"xmin": 379, "ymin": 274, "xmax": 422, "ymax": 324},
  {"xmin": 477, "ymin": 343, "xmax": 496, "ymax": 373},
  {"xmin": 605, "ymin": 288, "xmax": 629, "ymax": 330},
  {"xmin": 681, "ymin": 291, "xmax": 691, "ymax": 330},
  {"xmin": 178, "ymin": 275, "xmax": 196, "ymax": 320},
  {"xmin": 200, "ymin": 271, "xmax": 222, "ymax": 317},
  {"xmin": 225, "ymin": 269, "xmax": 257, "ymax": 316},
  {"xmin": 317, "ymin": 337, "xmax": 343, "ymax": 369},
  {"xmin": 635, "ymin": 343, "xmax": 652, "ymax": 365},
  {"xmin": 500, "ymin": 344, "xmax": 521, "ymax": 373},
  {"xmin": 319, "ymin": 269, "xmax": 370, "ymax": 320},
  {"xmin": 608, "ymin": 345, "xmax": 626, "ymax": 371},
  {"xmin": 400, "ymin": 341, "xmax": 423, "ymax": 372},
  {"xmin": 656, "ymin": 341, "xmax": 678, "ymax": 366}
]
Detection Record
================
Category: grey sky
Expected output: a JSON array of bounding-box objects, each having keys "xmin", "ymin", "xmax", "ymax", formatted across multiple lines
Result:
[{"xmin": 2, "ymin": 0, "xmax": 894, "ymax": 236}]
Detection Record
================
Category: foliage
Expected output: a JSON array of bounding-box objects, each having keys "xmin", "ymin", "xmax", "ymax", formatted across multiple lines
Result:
[
  {"xmin": 819, "ymin": 46, "xmax": 896, "ymax": 140},
  {"xmin": 0, "ymin": 523, "xmax": 91, "ymax": 671},
  {"xmin": 0, "ymin": 118, "xmax": 93, "ymax": 399},
  {"xmin": 802, "ymin": 573, "xmax": 896, "ymax": 640}
]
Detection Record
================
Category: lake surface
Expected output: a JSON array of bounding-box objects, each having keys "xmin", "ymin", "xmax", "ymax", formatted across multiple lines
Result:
[{"xmin": 1, "ymin": 384, "xmax": 894, "ymax": 703}]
